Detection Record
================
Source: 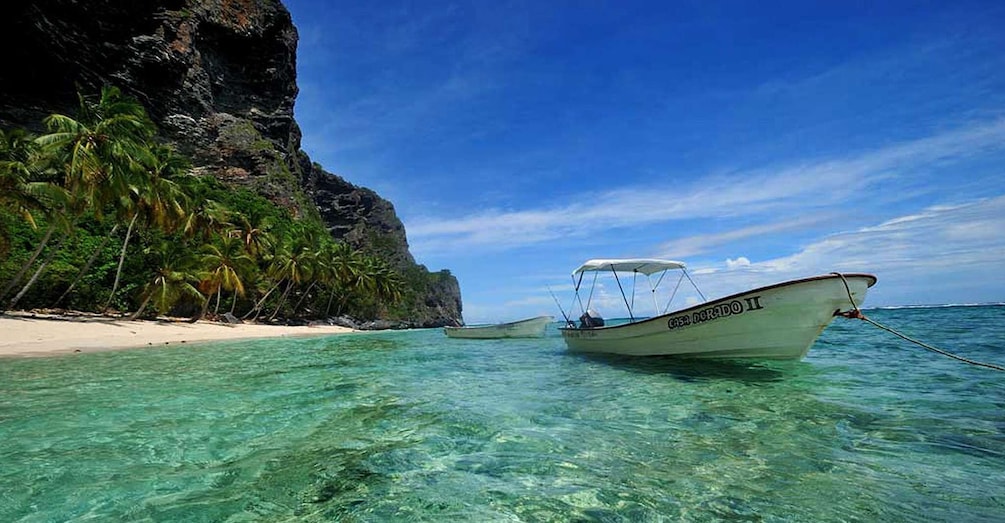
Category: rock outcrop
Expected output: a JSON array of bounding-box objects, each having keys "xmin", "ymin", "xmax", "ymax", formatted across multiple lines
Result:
[{"xmin": 0, "ymin": 0, "xmax": 461, "ymax": 327}]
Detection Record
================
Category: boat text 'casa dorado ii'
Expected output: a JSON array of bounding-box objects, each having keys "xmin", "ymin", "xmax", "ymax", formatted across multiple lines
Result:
[{"xmin": 558, "ymin": 259, "xmax": 876, "ymax": 360}]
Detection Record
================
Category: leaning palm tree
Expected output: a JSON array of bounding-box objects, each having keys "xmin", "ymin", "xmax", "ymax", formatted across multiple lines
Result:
[
  {"xmin": 198, "ymin": 234, "xmax": 254, "ymax": 319},
  {"xmin": 103, "ymin": 144, "xmax": 188, "ymax": 312},
  {"xmin": 370, "ymin": 258, "xmax": 405, "ymax": 306},
  {"xmin": 4, "ymin": 219, "xmax": 71, "ymax": 310},
  {"xmin": 0, "ymin": 128, "xmax": 67, "ymax": 303},
  {"xmin": 181, "ymin": 197, "xmax": 231, "ymax": 242},
  {"xmin": 266, "ymin": 238, "xmax": 317, "ymax": 321},
  {"xmin": 231, "ymin": 209, "xmax": 273, "ymax": 258},
  {"xmin": 36, "ymin": 86, "xmax": 155, "ymax": 216},
  {"xmin": 293, "ymin": 237, "xmax": 356, "ymax": 316},
  {"xmin": 2, "ymin": 194, "xmax": 73, "ymax": 309},
  {"xmin": 130, "ymin": 241, "xmax": 205, "ymax": 320},
  {"xmin": 9, "ymin": 87, "xmax": 156, "ymax": 310},
  {"xmin": 239, "ymin": 224, "xmax": 315, "ymax": 322},
  {"xmin": 51, "ymin": 220, "xmax": 119, "ymax": 308},
  {"xmin": 322, "ymin": 241, "xmax": 365, "ymax": 317},
  {"xmin": 346, "ymin": 255, "xmax": 404, "ymax": 317},
  {"xmin": 0, "ymin": 129, "xmax": 43, "ymax": 230},
  {"xmin": 176, "ymin": 174, "xmax": 233, "ymax": 242}
]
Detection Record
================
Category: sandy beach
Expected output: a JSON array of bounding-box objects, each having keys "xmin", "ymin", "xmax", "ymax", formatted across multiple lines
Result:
[{"xmin": 0, "ymin": 312, "xmax": 355, "ymax": 357}]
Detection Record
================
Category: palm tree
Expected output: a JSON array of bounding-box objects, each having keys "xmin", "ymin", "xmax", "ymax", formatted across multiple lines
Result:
[
  {"xmin": 0, "ymin": 128, "xmax": 66, "ymax": 303},
  {"xmin": 51, "ymin": 222, "xmax": 118, "ymax": 308},
  {"xmin": 323, "ymin": 241, "xmax": 365, "ymax": 317},
  {"xmin": 266, "ymin": 238, "xmax": 316, "ymax": 321},
  {"xmin": 176, "ymin": 177, "xmax": 232, "ymax": 242},
  {"xmin": 2, "ymin": 199, "xmax": 73, "ymax": 309},
  {"xmin": 345, "ymin": 256, "xmax": 405, "ymax": 318},
  {"xmin": 5, "ymin": 227, "xmax": 70, "ymax": 310},
  {"xmin": 370, "ymin": 258, "xmax": 405, "ymax": 306},
  {"xmin": 292, "ymin": 238, "xmax": 351, "ymax": 316},
  {"xmin": 9, "ymin": 87, "xmax": 156, "ymax": 310},
  {"xmin": 130, "ymin": 241, "xmax": 205, "ymax": 320},
  {"xmin": 0, "ymin": 129, "xmax": 43, "ymax": 231},
  {"xmin": 35, "ymin": 86, "xmax": 155, "ymax": 216},
  {"xmin": 198, "ymin": 234, "xmax": 254, "ymax": 318},
  {"xmin": 237, "ymin": 224, "xmax": 317, "ymax": 322},
  {"xmin": 103, "ymin": 144, "xmax": 188, "ymax": 311},
  {"xmin": 242, "ymin": 240, "xmax": 296, "ymax": 321},
  {"xmin": 231, "ymin": 209, "xmax": 273, "ymax": 258},
  {"xmin": 242, "ymin": 268, "xmax": 284, "ymax": 320}
]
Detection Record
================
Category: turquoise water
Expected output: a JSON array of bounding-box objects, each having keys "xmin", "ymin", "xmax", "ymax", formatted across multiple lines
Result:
[{"xmin": 1, "ymin": 306, "xmax": 1003, "ymax": 522}]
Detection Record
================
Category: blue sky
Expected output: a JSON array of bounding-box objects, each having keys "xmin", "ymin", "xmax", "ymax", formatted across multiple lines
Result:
[{"xmin": 285, "ymin": 0, "xmax": 1005, "ymax": 323}]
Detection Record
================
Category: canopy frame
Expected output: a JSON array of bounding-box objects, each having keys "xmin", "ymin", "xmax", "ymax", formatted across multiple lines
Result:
[{"xmin": 569, "ymin": 258, "xmax": 704, "ymax": 326}]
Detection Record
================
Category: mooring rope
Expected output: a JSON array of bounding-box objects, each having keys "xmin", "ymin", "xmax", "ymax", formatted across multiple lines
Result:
[{"xmin": 832, "ymin": 272, "xmax": 1005, "ymax": 372}]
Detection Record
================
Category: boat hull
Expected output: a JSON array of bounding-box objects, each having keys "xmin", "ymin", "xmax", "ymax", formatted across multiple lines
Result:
[
  {"xmin": 444, "ymin": 315, "xmax": 553, "ymax": 339},
  {"xmin": 560, "ymin": 274, "xmax": 876, "ymax": 359}
]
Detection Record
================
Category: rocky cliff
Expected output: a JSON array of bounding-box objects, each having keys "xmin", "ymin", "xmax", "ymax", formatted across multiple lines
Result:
[{"xmin": 0, "ymin": 0, "xmax": 462, "ymax": 327}]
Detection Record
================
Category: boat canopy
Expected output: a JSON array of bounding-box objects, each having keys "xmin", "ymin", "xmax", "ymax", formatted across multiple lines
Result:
[{"xmin": 572, "ymin": 258, "xmax": 686, "ymax": 276}]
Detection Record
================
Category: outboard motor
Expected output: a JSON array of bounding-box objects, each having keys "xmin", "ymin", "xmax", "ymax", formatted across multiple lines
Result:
[{"xmin": 579, "ymin": 308, "xmax": 605, "ymax": 328}]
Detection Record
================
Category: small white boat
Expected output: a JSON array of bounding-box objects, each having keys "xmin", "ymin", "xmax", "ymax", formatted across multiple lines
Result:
[
  {"xmin": 444, "ymin": 315, "xmax": 554, "ymax": 339},
  {"xmin": 559, "ymin": 259, "xmax": 876, "ymax": 360}
]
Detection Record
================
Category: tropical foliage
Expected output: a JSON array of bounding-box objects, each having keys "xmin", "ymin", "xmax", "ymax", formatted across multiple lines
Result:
[{"xmin": 0, "ymin": 87, "xmax": 405, "ymax": 322}]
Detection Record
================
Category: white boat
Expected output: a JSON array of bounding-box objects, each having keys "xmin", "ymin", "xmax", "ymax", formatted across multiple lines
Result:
[
  {"xmin": 444, "ymin": 315, "xmax": 554, "ymax": 339},
  {"xmin": 559, "ymin": 259, "xmax": 876, "ymax": 360}
]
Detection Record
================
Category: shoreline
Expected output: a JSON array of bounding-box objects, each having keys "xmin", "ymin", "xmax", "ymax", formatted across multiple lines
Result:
[{"xmin": 0, "ymin": 312, "xmax": 356, "ymax": 358}]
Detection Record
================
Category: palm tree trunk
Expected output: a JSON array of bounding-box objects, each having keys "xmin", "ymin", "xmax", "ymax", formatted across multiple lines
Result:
[
  {"xmin": 129, "ymin": 293, "xmax": 153, "ymax": 320},
  {"xmin": 8, "ymin": 235, "xmax": 65, "ymax": 310},
  {"xmin": 243, "ymin": 280, "xmax": 282, "ymax": 320},
  {"xmin": 214, "ymin": 290, "xmax": 222, "ymax": 315},
  {"xmin": 229, "ymin": 292, "xmax": 238, "ymax": 315},
  {"xmin": 196, "ymin": 289, "xmax": 214, "ymax": 321},
  {"xmin": 52, "ymin": 224, "xmax": 118, "ymax": 308},
  {"xmin": 267, "ymin": 280, "xmax": 294, "ymax": 321},
  {"xmin": 103, "ymin": 213, "xmax": 139, "ymax": 313},
  {"xmin": 335, "ymin": 291, "xmax": 354, "ymax": 316},
  {"xmin": 325, "ymin": 285, "xmax": 339, "ymax": 317},
  {"xmin": 292, "ymin": 281, "xmax": 318, "ymax": 316},
  {"xmin": 0, "ymin": 223, "xmax": 56, "ymax": 301}
]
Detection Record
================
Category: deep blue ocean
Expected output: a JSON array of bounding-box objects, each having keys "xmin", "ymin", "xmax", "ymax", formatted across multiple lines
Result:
[{"xmin": 1, "ymin": 305, "xmax": 1003, "ymax": 522}]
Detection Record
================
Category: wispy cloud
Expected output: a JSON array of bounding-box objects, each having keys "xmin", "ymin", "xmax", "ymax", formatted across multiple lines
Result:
[
  {"xmin": 684, "ymin": 195, "xmax": 1005, "ymax": 305},
  {"xmin": 654, "ymin": 216, "xmax": 833, "ymax": 258},
  {"xmin": 760, "ymin": 196, "xmax": 1005, "ymax": 276},
  {"xmin": 466, "ymin": 195, "xmax": 1005, "ymax": 321},
  {"xmin": 407, "ymin": 118, "xmax": 1005, "ymax": 257}
]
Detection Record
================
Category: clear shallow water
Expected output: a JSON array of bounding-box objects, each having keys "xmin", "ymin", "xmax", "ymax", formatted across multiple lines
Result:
[{"xmin": 1, "ymin": 306, "xmax": 1003, "ymax": 522}]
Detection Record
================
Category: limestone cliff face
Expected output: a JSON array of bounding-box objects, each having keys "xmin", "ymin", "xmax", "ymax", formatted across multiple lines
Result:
[{"xmin": 0, "ymin": 0, "xmax": 462, "ymax": 327}]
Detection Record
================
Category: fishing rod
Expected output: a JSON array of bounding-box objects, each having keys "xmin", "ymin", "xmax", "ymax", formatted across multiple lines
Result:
[{"xmin": 547, "ymin": 285, "xmax": 575, "ymax": 328}]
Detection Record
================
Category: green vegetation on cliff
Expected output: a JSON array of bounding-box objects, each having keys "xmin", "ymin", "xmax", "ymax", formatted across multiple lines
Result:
[{"xmin": 0, "ymin": 87, "xmax": 406, "ymax": 323}]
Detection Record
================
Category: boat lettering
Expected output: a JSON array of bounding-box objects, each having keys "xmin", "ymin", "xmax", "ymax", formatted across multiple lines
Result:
[
  {"xmin": 744, "ymin": 296, "xmax": 764, "ymax": 311},
  {"xmin": 667, "ymin": 315, "xmax": 692, "ymax": 330},
  {"xmin": 667, "ymin": 299, "xmax": 757, "ymax": 331}
]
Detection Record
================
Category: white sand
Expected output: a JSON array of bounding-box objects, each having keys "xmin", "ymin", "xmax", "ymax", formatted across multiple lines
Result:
[{"xmin": 0, "ymin": 312, "xmax": 354, "ymax": 357}]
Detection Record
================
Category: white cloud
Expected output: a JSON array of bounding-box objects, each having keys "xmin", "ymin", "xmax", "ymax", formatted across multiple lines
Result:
[
  {"xmin": 685, "ymin": 195, "xmax": 1005, "ymax": 305},
  {"xmin": 762, "ymin": 196, "xmax": 1005, "ymax": 275},
  {"xmin": 655, "ymin": 216, "xmax": 832, "ymax": 258},
  {"xmin": 726, "ymin": 257, "xmax": 751, "ymax": 269},
  {"xmin": 462, "ymin": 196, "xmax": 1005, "ymax": 321},
  {"xmin": 407, "ymin": 119, "xmax": 1005, "ymax": 257}
]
